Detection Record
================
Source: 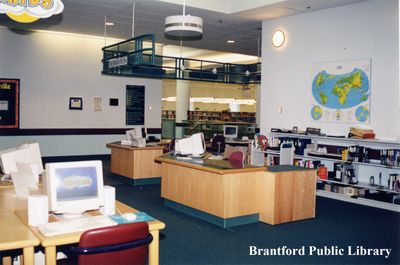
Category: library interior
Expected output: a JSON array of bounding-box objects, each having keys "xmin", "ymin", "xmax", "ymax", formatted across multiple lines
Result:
[{"xmin": 0, "ymin": 0, "xmax": 399, "ymax": 265}]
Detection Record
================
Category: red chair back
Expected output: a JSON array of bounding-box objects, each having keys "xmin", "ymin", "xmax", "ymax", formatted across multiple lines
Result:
[
  {"xmin": 76, "ymin": 222, "xmax": 151, "ymax": 265},
  {"xmin": 229, "ymin": 151, "xmax": 245, "ymax": 168}
]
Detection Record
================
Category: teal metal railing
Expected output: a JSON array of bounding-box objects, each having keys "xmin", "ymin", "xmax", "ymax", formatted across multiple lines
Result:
[{"xmin": 102, "ymin": 34, "xmax": 260, "ymax": 84}]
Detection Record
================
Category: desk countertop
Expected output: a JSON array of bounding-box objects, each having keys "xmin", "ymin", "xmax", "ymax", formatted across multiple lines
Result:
[
  {"xmin": 155, "ymin": 153, "xmax": 266, "ymax": 174},
  {"xmin": 107, "ymin": 142, "xmax": 164, "ymax": 151}
]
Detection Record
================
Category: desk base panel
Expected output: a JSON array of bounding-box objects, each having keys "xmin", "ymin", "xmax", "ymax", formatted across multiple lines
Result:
[
  {"xmin": 165, "ymin": 199, "xmax": 259, "ymax": 228},
  {"xmin": 110, "ymin": 174, "xmax": 161, "ymax": 186}
]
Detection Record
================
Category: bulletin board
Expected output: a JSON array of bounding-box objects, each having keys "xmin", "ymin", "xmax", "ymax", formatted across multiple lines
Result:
[{"xmin": 0, "ymin": 79, "xmax": 19, "ymax": 128}]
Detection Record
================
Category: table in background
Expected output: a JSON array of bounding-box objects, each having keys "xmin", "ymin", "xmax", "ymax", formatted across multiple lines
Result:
[{"xmin": 107, "ymin": 142, "xmax": 163, "ymax": 185}]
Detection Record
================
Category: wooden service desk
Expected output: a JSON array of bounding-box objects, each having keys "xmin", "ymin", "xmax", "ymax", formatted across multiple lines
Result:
[
  {"xmin": 107, "ymin": 142, "xmax": 163, "ymax": 185},
  {"xmin": 14, "ymin": 201, "xmax": 165, "ymax": 265},
  {"xmin": 156, "ymin": 154, "xmax": 316, "ymax": 227}
]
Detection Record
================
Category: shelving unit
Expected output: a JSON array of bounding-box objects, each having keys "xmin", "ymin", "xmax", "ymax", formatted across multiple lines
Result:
[
  {"xmin": 188, "ymin": 111, "xmax": 256, "ymax": 123},
  {"xmin": 161, "ymin": 110, "xmax": 176, "ymax": 119},
  {"xmin": 251, "ymin": 132, "xmax": 400, "ymax": 212}
]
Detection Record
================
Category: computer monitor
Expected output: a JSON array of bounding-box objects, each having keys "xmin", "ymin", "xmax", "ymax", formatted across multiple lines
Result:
[
  {"xmin": 175, "ymin": 132, "xmax": 206, "ymax": 157},
  {"xmin": 223, "ymin": 125, "xmax": 238, "ymax": 139},
  {"xmin": 0, "ymin": 143, "xmax": 44, "ymax": 175},
  {"xmin": 126, "ymin": 126, "xmax": 143, "ymax": 140},
  {"xmin": 46, "ymin": 160, "xmax": 104, "ymax": 216}
]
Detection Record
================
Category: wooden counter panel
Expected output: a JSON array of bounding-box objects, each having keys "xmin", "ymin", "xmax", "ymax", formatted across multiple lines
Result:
[
  {"xmin": 292, "ymin": 171, "xmax": 317, "ymax": 220},
  {"xmin": 161, "ymin": 163, "xmax": 264, "ymax": 218},
  {"xmin": 224, "ymin": 172, "xmax": 263, "ymax": 218},
  {"xmin": 258, "ymin": 170, "xmax": 316, "ymax": 225},
  {"xmin": 161, "ymin": 163, "xmax": 225, "ymax": 217},
  {"xmin": 110, "ymin": 148, "xmax": 134, "ymax": 178},
  {"xmin": 133, "ymin": 149, "xmax": 162, "ymax": 179},
  {"xmin": 108, "ymin": 143, "xmax": 162, "ymax": 180},
  {"xmin": 256, "ymin": 173, "xmax": 276, "ymax": 224}
]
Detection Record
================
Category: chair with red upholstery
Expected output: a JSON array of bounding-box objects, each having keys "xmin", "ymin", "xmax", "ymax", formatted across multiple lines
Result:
[
  {"xmin": 58, "ymin": 222, "xmax": 152, "ymax": 265},
  {"xmin": 228, "ymin": 151, "xmax": 245, "ymax": 168}
]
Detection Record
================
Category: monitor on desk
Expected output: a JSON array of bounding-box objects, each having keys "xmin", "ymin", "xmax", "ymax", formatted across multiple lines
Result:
[
  {"xmin": 223, "ymin": 125, "xmax": 238, "ymax": 140},
  {"xmin": 45, "ymin": 160, "xmax": 104, "ymax": 217},
  {"xmin": 0, "ymin": 143, "xmax": 44, "ymax": 175},
  {"xmin": 175, "ymin": 133, "xmax": 206, "ymax": 157},
  {"xmin": 126, "ymin": 126, "xmax": 144, "ymax": 140},
  {"xmin": 125, "ymin": 127, "xmax": 146, "ymax": 147}
]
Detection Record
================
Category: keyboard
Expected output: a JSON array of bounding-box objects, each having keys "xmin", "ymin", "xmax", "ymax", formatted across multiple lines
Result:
[
  {"xmin": 208, "ymin": 155, "xmax": 223, "ymax": 160},
  {"xmin": 38, "ymin": 215, "xmax": 118, "ymax": 237}
]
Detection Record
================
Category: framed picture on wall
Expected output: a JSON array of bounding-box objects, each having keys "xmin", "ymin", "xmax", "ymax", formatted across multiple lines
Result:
[
  {"xmin": 69, "ymin": 97, "xmax": 83, "ymax": 110},
  {"xmin": 0, "ymin": 79, "xmax": 19, "ymax": 129}
]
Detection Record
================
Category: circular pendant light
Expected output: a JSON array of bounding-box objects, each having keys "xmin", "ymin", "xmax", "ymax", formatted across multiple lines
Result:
[
  {"xmin": 165, "ymin": 15, "xmax": 203, "ymax": 40},
  {"xmin": 165, "ymin": 0, "xmax": 203, "ymax": 40},
  {"xmin": 271, "ymin": 29, "xmax": 286, "ymax": 48}
]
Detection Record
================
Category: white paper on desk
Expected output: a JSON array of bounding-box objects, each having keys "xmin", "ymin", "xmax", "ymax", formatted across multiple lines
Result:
[
  {"xmin": 16, "ymin": 162, "xmax": 39, "ymax": 188},
  {"xmin": 11, "ymin": 172, "xmax": 31, "ymax": 198}
]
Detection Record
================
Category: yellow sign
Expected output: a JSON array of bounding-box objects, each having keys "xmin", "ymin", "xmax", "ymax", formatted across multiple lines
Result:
[{"xmin": 0, "ymin": 0, "xmax": 64, "ymax": 23}]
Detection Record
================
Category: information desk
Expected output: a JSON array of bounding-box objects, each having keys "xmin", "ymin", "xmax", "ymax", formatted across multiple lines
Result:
[
  {"xmin": 0, "ymin": 187, "xmax": 165, "ymax": 265},
  {"xmin": 156, "ymin": 154, "xmax": 316, "ymax": 227},
  {"xmin": 107, "ymin": 142, "xmax": 164, "ymax": 185}
]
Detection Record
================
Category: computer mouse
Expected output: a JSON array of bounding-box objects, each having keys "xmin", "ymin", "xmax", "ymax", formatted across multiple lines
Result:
[{"xmin": 122, "ymin": 212, "xmax": 137, "ymax": 221}]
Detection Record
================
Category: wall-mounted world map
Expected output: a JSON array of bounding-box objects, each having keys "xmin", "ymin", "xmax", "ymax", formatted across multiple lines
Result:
[{"xmin": 311, "ymin": 59, "xmax": 371, "ymax": 123}]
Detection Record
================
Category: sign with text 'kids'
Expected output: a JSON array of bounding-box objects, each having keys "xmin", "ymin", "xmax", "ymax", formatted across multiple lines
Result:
[{"xmin": 0, "ymin": 0, "xmax": 64, "ymax": 23}]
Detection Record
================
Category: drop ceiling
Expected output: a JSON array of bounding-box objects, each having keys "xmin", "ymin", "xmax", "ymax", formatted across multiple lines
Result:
[{"xmin": 0, "ymin": 0, "xmax": 369, "ymax": 57}]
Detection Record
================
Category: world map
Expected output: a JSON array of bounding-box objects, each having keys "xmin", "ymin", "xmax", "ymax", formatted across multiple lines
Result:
[
  {"xmin": 311, "ymin": 63, "xmax": 371, "ymax": 123},
  {"xmin": 312, "ymin": 68, "xmax": 370, "ymax": 109}
]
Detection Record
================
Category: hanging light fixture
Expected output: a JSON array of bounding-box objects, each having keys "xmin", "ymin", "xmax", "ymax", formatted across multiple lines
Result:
[{"xmin": 165, "ymin": 0, "xmax": 203, "ymax": 40}]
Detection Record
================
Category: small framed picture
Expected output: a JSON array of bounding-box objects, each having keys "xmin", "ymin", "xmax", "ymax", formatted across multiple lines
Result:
[{"xmin": 69, "ymin": 97, "xmax": 83, "ymax": 110}]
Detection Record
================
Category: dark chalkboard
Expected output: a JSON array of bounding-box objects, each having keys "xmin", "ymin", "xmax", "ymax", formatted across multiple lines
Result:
[{"xmin": 126, "ymin": 85, "xmax": 145, "ymax": 125}]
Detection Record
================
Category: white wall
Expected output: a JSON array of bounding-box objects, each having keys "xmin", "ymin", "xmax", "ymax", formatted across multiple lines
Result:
[
  {"xmin": 0, "ymin": 28, "xmax": 162, "ymax": 156},
  {"xmin": 260, "ymin": 0, "xmax": 399, "ymax": 140}
]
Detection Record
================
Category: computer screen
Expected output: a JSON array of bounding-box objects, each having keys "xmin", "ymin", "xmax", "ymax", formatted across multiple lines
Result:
[
  {"xmin": 46, "ymin": 160, "xmax": 104, "ymax": 216},
  {"xmin": 223, "ymin": 125, "xmax": 238, "ymax": 139}
]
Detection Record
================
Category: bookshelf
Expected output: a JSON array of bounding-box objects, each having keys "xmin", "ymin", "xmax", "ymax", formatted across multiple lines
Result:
[{"xmin": 250, "ymin": 132, "xmax": 400, "ymax": 212}]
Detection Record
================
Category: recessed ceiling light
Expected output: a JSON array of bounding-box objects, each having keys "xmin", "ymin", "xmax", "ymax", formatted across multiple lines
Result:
[{"xmin": 226, "ymin": 40, "xmax": 235, "ymax": 44}]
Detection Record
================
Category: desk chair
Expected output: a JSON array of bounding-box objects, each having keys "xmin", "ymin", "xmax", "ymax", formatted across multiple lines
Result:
[
  {"xmin": 207, "ymin": 134, "xmax": 226, "ymax": 155},
  {"xmin": 168, "ymin": 138, "xmax": 176, "ymax": 153},
  {"xmin": 228, "ymin": 151, "xmax": 245, "ymax": 168},
  {"xmin": 58, "ymin": 222, "xmax": 153, "ymax": 265}
]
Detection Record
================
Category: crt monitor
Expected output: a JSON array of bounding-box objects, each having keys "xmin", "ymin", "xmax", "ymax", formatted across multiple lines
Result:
[
  {"xmin": 46, "ymin": 160, "xmax": 104, "ymax": 216},
  {"xmin": 0, "ymin": 143, "xmax": 44, "ymax": 175},
  {"xmin": 175, "ymin": 132, "xmax": 206, "ymax": 157},
  {"xmin": 126, "ymin": 126, "xmax": 144, "ymax": 140},
  {"xmin": 223, "ymin": 125, "xmax": 238, "ymax": 139}
]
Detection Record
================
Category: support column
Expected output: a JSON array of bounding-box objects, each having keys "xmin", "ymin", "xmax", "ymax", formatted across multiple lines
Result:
[
  {"xmin": 255, "ymin": 84, "xmax": 261, "ymax": 127},
  {"xmin": 175, "ymin": 80, "xmax": 190, "ymax": 138}
]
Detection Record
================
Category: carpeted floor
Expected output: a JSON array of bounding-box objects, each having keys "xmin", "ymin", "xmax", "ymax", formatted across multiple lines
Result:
[{"xmin": 105, "ymin": 173, "xmax": 400, "ymax": 265}]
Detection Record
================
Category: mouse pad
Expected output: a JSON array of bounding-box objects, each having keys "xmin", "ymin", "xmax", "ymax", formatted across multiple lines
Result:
[{"xmin": 110, "ymin": 212, "xmax": 155, "ymax": 224}]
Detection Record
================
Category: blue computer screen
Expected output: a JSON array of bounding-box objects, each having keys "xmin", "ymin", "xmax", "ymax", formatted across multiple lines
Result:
[{"xmin": 55, "ymin": 166, "xmax": 98, "ymax": 201}]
